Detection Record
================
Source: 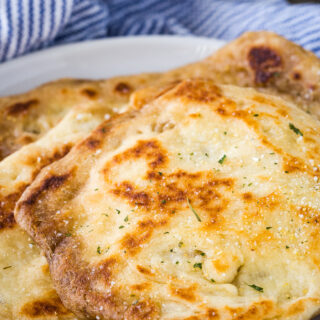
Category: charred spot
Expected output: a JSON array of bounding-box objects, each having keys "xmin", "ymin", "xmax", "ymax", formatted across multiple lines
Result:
[
  {"xmin": 23, "ymin": 174, "xmax": 69, "ymax": 206},
  {"xmin": 104, "ymin": 139, "xmax": 168, "ymax": 176},
  {"xmin": 86, "ymin": 138, "xmax": 101, "ymax": 150},
  {"xmin": 131, "ymin": 282, "xmax": 150, "ymax": 291},
  {"xmin": 20, "ymin": 297, "xmax": 70, "ymax": 317},
  {"xmin": 94, "ymin": 258, "xmax": 116, "ymax": 283},
  {"xmin": 7, "ymin": 99, "xmax": 39, "ymax": 116},
  {"xmin": 217, "ymin": 107, "xmax": 227, "ymax": 116},
  {"xmin": 114, "ymin": 82, "xmax": 132, "ymax": 95},
  {"xmin": 81, "ymin": 88, "xmax": 98, "ymax": 98},
  {"xmin": 248, "ymin": 47, "xmax": 282, "ymax": 84},
  {"xmin": 174, "ymin": 80, "xmax": 222, "ymax": 103},
  {"xmin": 121, "ymin": 230, "xmax": 153, "ymax": 255},
  {"xmin": 139, "ymin": 219, "xmax": 156, "ymax": 229},
  {"xmin": 206, "ymin": 308, "xmax": 219, "ymax": 319},
  {"xmin": 112, "ymin": 182, "xmax": 150, "ymax": 206},
  {"xmin": 136, "ymin": 265, "xmax": 153, "ymax": 275},
  {"xmin": 295, "ymin": 205, "xmax": 320, "ymax": 225},
  {"xmin": 124, "ymin": 300, "xmax": 159, "ymax": 319},
  {"xmin": 0, "ymin": 191, "xmax": 24, "ymax": 231},
  {"xmin": 283, "ymin": 156, "xmax": 305, "ymax": 174},
  {"xmin": 243, "ymin": 192, "xmax": 253, "ymax": 201},
  {"xmin": 293, "ymin": 72, "xmax": 301, "ymax": 80},
  {"xmin": 0, "ymin": 212, "xmax": 15, "ymax": 230},
  {"xmin": 170, "ymin": 285, "xmax": 196, "ymax": 302}
]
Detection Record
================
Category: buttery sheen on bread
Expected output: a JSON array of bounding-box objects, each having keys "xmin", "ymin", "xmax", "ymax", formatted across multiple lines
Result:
[
  {"xmin": 16, "ymin": 79, "xmax": 320, "ymax": 320},
  {"xmin": 1, "ymin": 31, "xmax": 320, "ymax": 319}
]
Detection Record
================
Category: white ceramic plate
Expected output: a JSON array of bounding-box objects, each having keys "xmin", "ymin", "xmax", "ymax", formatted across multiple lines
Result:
[{"xmin": 0, "ymin": 36, "xmax": 225, "ymax": 96}]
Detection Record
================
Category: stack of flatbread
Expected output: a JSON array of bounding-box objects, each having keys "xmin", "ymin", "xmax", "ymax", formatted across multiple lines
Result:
[{"xmin": 1, "ymin": 31, "xmax": 320, "ymax": 320}]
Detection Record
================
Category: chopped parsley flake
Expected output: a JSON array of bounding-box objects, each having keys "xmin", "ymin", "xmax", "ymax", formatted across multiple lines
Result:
[
  {"xmin": 266, "ymin": 226, "xmax": 272, "ymax": 230},
  {"xmin": 175, "ymin": 261, "xmax": 179, "ymax": 265},
  {"xmin": 94, "ymin": 188, "xmax": 99, "ymax": 191},
  {"xmin": 158, "ymin": 172, "xmax": 163, "ymax": 176},
  {"xmin": 205, "ymin": 153, "xmax": 209, "ymax": 157},
  {"xmin": 286, "ymin": 245, "xmax": 290, "ymax": 249},
  {"xmin": 224, "ymin": 131, "xmax": 227, "ymax": 135},
  {"xmin": 210, "ymin": 279, "xmax": 215, "ymax": 283},
  {"xmin": 97, "ymin": 246, "xmax": 101, "ymax": 254},
  {"xmin": 65, "ymin": 232, "xmax": 72, "ymax": 237},
  {"xmin": 187, "ymin": 198, "xmax": 202, "ymax": 222},
  {"xmin": 253, "ymin": 114, "xmax": 259, "ymax": 117},
  {"xmin": 248, "ymin": 284, "xmax": 264, "ymax": 292},
  {"xmin": 124, "ymin": 216, "xmax": 129, "ymax": 222},
  {"xmin": 116, "ymin": 209, "xmax": 120, "ymax": 214},
  {"xmin": 289, "ymin": 123, "xmax": 303, "ymax": 136},
  {"xmin": 218, "ymin": 154, "xmax": 226, "ymax": 164},
  {"xmin": 200, "ymin": 251, "xmax": 206, "ymax": 256},
  {"xmin": 161, "ymin": 199, "xmax": 167, "ymax": 204},
  {"xmin": 164, "ymin": 231, "xmax": 169, "ymax": 234},
  {"xmin": 178, "ymin": 241, "xmax": 183, "ymax": 248},
  {"xmin": 193, "ymin": 263, "xmax": 202, "ymax": 269},
  {"xmin": 119, "ymin": 225, "xmax": 124, "ymax": 229}
]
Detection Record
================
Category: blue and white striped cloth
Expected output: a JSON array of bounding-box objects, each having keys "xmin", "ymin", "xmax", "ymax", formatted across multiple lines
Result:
[{"xmin": 0, "ymin": 0, "xmax": 320, "ymax": 63}]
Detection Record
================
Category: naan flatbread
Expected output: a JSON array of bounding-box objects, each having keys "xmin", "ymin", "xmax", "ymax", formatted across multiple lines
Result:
[
  {"xmin": 16, "ymin": 79, "xmax": 320, "ymax": 320},
  {"xmin": 1, "ymin": 31, "xmax": 320, "ymax": 319}
]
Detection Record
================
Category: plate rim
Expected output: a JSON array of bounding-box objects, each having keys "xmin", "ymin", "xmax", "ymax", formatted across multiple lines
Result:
[{"xmin": 0, "ymin": 35, "xmax": 225, "ymax": 69}]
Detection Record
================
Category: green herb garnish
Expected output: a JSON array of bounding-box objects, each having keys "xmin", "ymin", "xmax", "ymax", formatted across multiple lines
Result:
[
  {"xmin": 119, "ymin": 225, "xmax": 125, "ymax": 229},
  {"xmin": 116, "ymin": 209, "xmax": 121, "ymax": 214},
  {"xmin": 124, "ymin": 216, "xmax": 129, "ymax": 222},
  {"xmin": 248, "ymin": 284, "xmax": 264, "ymax": 292},
  {"xmin": 187, "ymin": 198, "xmax": 202, "ymax": 222},
  {"xmin": 289, "ymin": 123, "xmax": 303, "ymax": 136},
  {"xmin": 97, "ymin": 246, "xmax": 101, "ymax": 254},
  {"xmin": 266, "ymin": 226, "xmax": 272, "ymax": 230},
  {"xmin": 193, "ymin": 263, "xmax": 202, "ymax": 269},
  {"xmin": 218, "ymin": 154, "xmax": 226, "ymax": 164}
]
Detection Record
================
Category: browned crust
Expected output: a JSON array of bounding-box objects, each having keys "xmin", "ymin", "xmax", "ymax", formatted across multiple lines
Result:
[
  {"xmin": 16, "ymin": 79, "xmax": 320, "ymax": 319},
  {"xmin": 20, "ymin": 295, "xmax": 72, "ymax": 318},
  {"xmin": 1, "ymin": 31, "xmax": 320, "ymax": 161},
  {"xmin": 5, "ymin": 32, "xmax": 320, "ymax": 320},
  {"xmin": 204, "ymin": 31, "xmax": 320, "ymax": 117}
]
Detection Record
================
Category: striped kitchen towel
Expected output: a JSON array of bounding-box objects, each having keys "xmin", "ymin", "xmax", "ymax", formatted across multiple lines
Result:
[{"xmin": 0, "ymin": 0, "xmax": 320, "ymax": 63}]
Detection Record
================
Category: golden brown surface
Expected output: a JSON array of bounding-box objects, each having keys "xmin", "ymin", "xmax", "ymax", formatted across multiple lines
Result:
[
  {"xmin": 203, "ymin": 31, "xmax": 320, "ymax": 117},
  {"xmin": 1, "ymin": 31, "xmax": 320, "ymax": 319},
  {"xmin": 0, "ymin": 79, "xmax": 101, "ymax": 161},
  {"xmin": 0, "ymin": 75, "xmax": 161, "ymax": 320},
  {"xmin": 16, "ymin": 79, "xmax": 320, "ymax": 319},
  {"xmin": 1, "ymin": 31, "xmax": 320, "ymax": 164}
]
